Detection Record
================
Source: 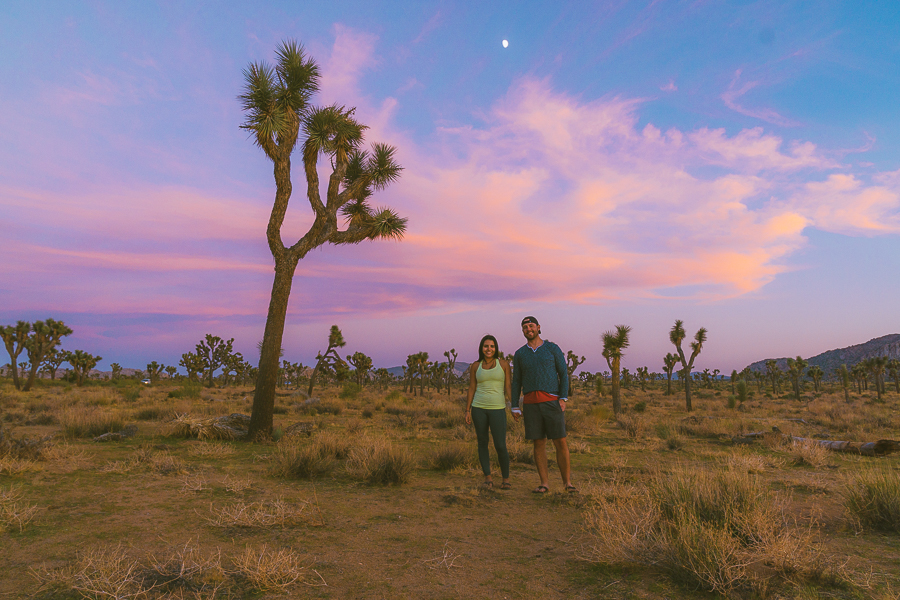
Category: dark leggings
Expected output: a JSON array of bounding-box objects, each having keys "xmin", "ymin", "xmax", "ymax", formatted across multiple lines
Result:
[{"xmin": 471, "ymin": 407, "xmax": 510, "ymax": 478}]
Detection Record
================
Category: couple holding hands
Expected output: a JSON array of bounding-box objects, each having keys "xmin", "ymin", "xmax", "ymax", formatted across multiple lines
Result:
[{"xmin": 464, "ymin": 316, "xmax": 576, "ymax": 494}]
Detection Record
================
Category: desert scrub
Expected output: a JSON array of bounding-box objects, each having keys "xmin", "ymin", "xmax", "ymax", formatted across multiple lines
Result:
[
  {"xmin": 844, "ymin": 468, "xmax": 900, "ymax": 533},
  {"xmin": 790, "ymin": 439, "xmax": 831, "ymax": 469},
  {"xmin": 270, "ymin": 441, "xmax": 336, "ymax": 480},
  {"xmin": 206, "ymin": 497, "xmax": 320, "ymax": 528},
  {"xmin": 59, "ymin": 407, "xmax": 125, "ymax": 438},
  {"xmin": 425, "ymin": 442, "xmax": 474, "ymax": 470},
  {"xmin": 347, "ymin": 437, "xmax": 415, "ymax": 485},
  {"xmin": 584, "ymin": 466, "xmax": 821, "ymax": 596},
  {"xmin": 616, "ymin": 414, "xmax": 644, "ymax": 440},
  {"xmin": 0, "ymin": 486, "xmax": 38, "ymax": 532}
]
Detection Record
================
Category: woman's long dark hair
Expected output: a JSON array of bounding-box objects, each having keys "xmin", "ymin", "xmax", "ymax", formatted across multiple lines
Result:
[{"xmin": 477, "ymin": 334, "xmax": 500, "ymax": 364}]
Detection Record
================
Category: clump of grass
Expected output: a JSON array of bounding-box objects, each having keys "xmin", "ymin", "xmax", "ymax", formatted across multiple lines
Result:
[
  {"xmin": 0, "ymin": 486, "xmax": 39, "ymax": 532},
  {"xmin": 632, "ymin": 401, "xmax": 647, "ymax": 413},
  {"xmin": 426, "ymin": 442, "xmax": 473, "ymax": 470},
  {"xmin": 736, "ymin": 380, "xmax": 749, "ymax": 404},
  {"xmin": 168, "ymin": 383, "xmax": 202, "ymax": 399},
  {"xmin": 385, "ymin": 390, "xmax": 402, "ymax": 402},
  {"xmin": 270, "ymin": 442, "xmax": 336, "ymax": 480},
  {"xmin": 206, "ymin": 498, "xmax": 320, "ymax": 528},
  {"xmin": 361, "ymin": 409, "xmax": 374, "ymax": 419},
  {"xmin": 59, "ymin": 408, "xmax": 125, "ymax": 438},
  {"xmin": 120, "ymin": 387, "xmax": 142, "ymax": 402},
  {"xmin": 339, "ymin": 383, "xmax": 361, "ymax": 399},
  {"xmin": 347, "ymin": 437, "xmax": 415, "ymax": 485},
  {"xmin": 507, "ymin": 438, "xmax": 534, "ymax": 464},
  {"xmin": 585, "ymin": 466, "xmax": 822, "ymax": 596},
  {"xmin": 844, "ymin": 469, "xmax": 900, "ymax": 533},
  {"xmin": 188, "ymin": 442, "xmax": 236, "ymax": 458},
  {"xmin": 616, "ymin": 414, "xmax": 644, "ymax": 440},
  {"xmin": 133, "ymin": 406, "xmax": 169, "ymax": 421},
  {"xmin": 233, "ymin": 544, "xmax": 320, "ymax": 591},
  {"xmin": 790, "ymin": 439, "xmax": 831, "ymax": 469}
]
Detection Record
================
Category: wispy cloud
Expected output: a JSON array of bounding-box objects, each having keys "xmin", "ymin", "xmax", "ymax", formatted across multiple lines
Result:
[{"xmin": 721, "ymin": 69, "xmax": 801, "ymax": 127}]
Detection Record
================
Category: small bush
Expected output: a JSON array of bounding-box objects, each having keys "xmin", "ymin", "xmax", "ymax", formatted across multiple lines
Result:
[
  {"xmin": 790, "ymin": 439, "xmax": 830, "ymax": 469},
  {"xmin": 361, "ymin": 409, "xmax": 374, "ymax": 419},
  {"xmin": 507, "ymin": 438, "xmax": 534, "ymax": 464},
  {"xmin": 59, "ymin": 408, "xmax": 125, "ymax": 438},
  {"xmin": 120, "ymin": 387, "xmax": 141, "ymax": 402},
  {"xmin": 617, "ymin": 415, "xmax": 644, "ymax": 440},
  {"xmin": 385, "ymin": 390, "xmax": 402, "ymax": 402},
  {"xmin": 347, "ymin": 438, "xmax": 415, "ymax": 485},
  {"xmin": 844, "ymin": 469, "xmax": 900, "ymax": 533},
  {"xmin": 270, "ymin": 442, "xmax": 336, "ymax": 480},
  {"xmin": 632, "ymin": 401, "xmax": 647, "ymax": 413},
  {"xmin": 736, "ymin": 380, "xmax": 748, "ymax": 404},
  {"xmin": 426, "ymin": 443, "xmax": 473, "ymax": 470},
  {"xmin": 726, "ymin": 395, "xmax": 736, "ymax": 409},
  {"xmin": 168, "ymin": 383, "xmax": 202, "ymax": 400},
  {"xmin": 339, "ymin": 383, "xmax": 361, "ymax": 399},
  {"xmin": 133, "ymin": 407, "xmax": 168, "ymax": 421},
  {"xmin": 316, "ymin": 400, "xmax": 342, "ymax": 416}
]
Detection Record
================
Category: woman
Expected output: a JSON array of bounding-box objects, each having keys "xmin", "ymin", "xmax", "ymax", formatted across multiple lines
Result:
[{"xmin": 465, "ymin": 334, "xmax": 513, "ymax": 489}]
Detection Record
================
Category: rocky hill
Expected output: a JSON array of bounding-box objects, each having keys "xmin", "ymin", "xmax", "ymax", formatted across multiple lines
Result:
[{"xmin": 745, "ymin": 334, "xmax": 900, "ymax": 377}]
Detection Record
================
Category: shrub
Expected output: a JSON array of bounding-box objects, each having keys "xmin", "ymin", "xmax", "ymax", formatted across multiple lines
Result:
[
  {"xmin": 347, "ymin": 438, "xmax": 415, "ymax": 485},
  {"xmin": 385, "ymin": 390, "xmax": 402, "ymax": 402},
  {"xmin": 617, "ymin": 415, "xmax": 644, "ymax": 440},
  {"xmin": 790, "ymin": 439, "xmax": 830, "ymax": 469},
  {"xmin": 736, "ymin": 380, "xmax": 748, "ymax": 404},
  {"xmin": 361, "ymin": 409, "xmax": 374, "ymax": 419},
  {"xmin": 270, "ymin": 442, "xmax": 335, "ymax": 479},
  {"xmin": 316, "ymin": 400, "xmax": 342, "ymax": 416},
  {"xmin": 585, "ymin": 467, "xmax": 820, "ymax": 596},
  {"xmin": 426, "ymin": 443, "xmax": 473, "ymax": 470},
  {"xmin": 167, "ymin": 383, "xmax": 201, "ymax": 400},
  {"xmin": 726, "ymin": 395, "xmax": 736, "ymax": 409},
  {"xmin": 339, "ymin": 383, "xmax": 361, "ymax": 399},
  {"xmin": 507, "ymin": 438, "xmax": 534, "ymax": 464},
  {"xmin": 844, "ymin": 469, "xmax": 900, "ymax": 533},
  {"xmin": 59, "ymin": 408, "xmax": 126, "ymax": 438},
  {"xmin": 632, "ymin": 401, "xmax": 647, "ymax": 413},
  {"xmin": 133, "ymin": 407, "xmax": 168, "ymax": 421},
  {"xmin": 120, "ymin": 387, "xmax": 141, "ymax": 402}
]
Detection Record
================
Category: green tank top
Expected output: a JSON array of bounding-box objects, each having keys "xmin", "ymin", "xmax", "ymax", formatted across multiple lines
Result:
[{"xmin": 472, "ymin": 362, "xmax": 506, "ymax": 410}]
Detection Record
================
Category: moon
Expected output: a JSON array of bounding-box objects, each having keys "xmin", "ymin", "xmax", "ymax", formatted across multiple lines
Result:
[{"xmin": 502, "ymin": 39, "xmax": 508, "ymax": 48}]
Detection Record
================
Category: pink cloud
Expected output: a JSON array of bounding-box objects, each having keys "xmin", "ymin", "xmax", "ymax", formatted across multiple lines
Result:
[{"xmin": 721, "ymin": 69, "xmax": 801, "ymax": 127}]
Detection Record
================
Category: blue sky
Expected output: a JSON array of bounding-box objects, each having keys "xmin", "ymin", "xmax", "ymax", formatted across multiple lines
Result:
[{"xmin": 1, "ymin": 1, "xmax": 899, "ymax": 374}]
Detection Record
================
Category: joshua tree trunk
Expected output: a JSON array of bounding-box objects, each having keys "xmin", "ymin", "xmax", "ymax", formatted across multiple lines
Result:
[
  {"xmin": 611, "ymin": 358, "xmax": 621, "ymax": 416},
  {"xmin": 683, "ymin": 369, "xmax": 692, "ymax": 412},
  {"xmin": 250, "ymin": 259, "xmax": 297, "ymax": 437}
]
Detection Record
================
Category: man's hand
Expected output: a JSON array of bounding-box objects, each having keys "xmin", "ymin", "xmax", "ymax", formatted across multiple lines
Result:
[
  {"xmin": 560, "ymin": 399, "xmax": 567, "ymax": 412},
  {"xmin": 511, "ymin": 407, "xmax": 521, "ymax": 422}
]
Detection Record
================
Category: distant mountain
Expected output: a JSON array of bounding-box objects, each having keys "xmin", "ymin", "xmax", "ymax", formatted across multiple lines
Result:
[
  {"xmin": 385, "ymin": 361, "xmax": 471, "ymax": 379},
  {"xmin": 745, "ymin": 334, "xmax": 900, "ymax": 377}
]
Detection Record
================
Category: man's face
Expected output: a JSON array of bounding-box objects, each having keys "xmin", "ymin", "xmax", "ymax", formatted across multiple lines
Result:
[{"xmin": 522, "ymin": 322, "xmax": 539, "ymax": 340}]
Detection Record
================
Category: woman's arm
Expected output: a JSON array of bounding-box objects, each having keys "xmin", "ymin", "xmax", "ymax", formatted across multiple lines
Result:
[
  {"xmin": 465, "ymin": 361, "xmax": 479, "ymax": 424},
  {"xmin": 501, "ymin": 359, "xmax": 512, "ymax": 404}
]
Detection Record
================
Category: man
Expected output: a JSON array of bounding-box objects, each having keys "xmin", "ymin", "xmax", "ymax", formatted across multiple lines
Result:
[{"xmin": 511, "ymin": 316, "xmax": 576, "ymax": 493}]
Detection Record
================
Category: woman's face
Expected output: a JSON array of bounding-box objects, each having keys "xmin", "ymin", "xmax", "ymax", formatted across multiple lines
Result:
[{"xmin": 482, "ymin": 339, "xmax": 496, "ymax": 359}]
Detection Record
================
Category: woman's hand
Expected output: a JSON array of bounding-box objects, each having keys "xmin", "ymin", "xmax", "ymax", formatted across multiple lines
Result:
[{"xmin": 465, "ymin": 408, "xmax": 472, "ymax": 425}]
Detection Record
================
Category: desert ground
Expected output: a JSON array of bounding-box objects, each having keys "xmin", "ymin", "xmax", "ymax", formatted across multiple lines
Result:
[{"xmin": 2, "ymin": 378, "xmax": 900, "ymax": 599}]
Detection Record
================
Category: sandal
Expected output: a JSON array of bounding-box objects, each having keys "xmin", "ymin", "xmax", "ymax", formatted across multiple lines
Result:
[
  {"xmin": 482, "ymin": 481, "xmax": 494, "ymax": 488},
  {"xmin": 566, "ymin": 484, "xmax": 578, "ymax": 494},
  {"xmin": 500, "ymin": 482, "xmax": 512, "ymax": 490},
  {"xmin": 532, "ymin": 485, "xmax": 549, "ymax": 494}
]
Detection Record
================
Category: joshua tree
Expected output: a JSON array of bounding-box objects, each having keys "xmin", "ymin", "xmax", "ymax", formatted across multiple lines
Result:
[
  {"xmin": 888, "ymin": 359, "xmax": 900, "ymax": 394},
  {"xmin": 636, "ymin": 366, "xmax": 649, "ymax": 392},
  {"xmin": 308, "ymin": 326, "xmax": 347, "ymax": 396},
  {"xmin": 347, "ymin": 351, "xmax": 373, "ymax": 389},
  {"xmin": 179, "ymin": 352, "xmax": 204, "ymax": 383},
  {"xmin": 669, "ymin": 320, "xmax": 707, "ymax": 412},
  {"xmin": 21, "ymin": 320, "xmax": 73, "ymax": 391},
  {"xmin": 42, "ymin": 347, "xmax": 67, "ymax": 380},
  {"xmin": 785, "ymin": 356, "xmax": 808, "ymax": 401},
  {"xmin": 165, "ymin": 365, "xmax": 177, "ymax": 379},
  {"xmin": 663, "ymin": 353, "xmax": 678, "ymax": 396},
  {"xmin": 866, "ymin": 357, "xmax": 888, "ymax": 401},
  {"xmin": 194, "ymin": 335, "xmax": 235, "ymax": 388},
  {"xmin": 602, "ymin": 325, "xmax": 630, "ymax": 416},
  {"xmin": 109, "ymin": 363, "xmax": 123, "ymax": 381},
  {"xmin": 730, "ymin": 370, "xmax": 738, "ymax": 395},
  {"xmin": 146, "ymin": 361, "xmax": 165, "ymax": 384},
  {"xmin": 807, "ymin": 365, "xmax": 823, "ymax": 393},
  {"xmin": 566, "ymin": 350, "xmax": 585, "ymax": 399},
  {"xmin": 765, "ymin": 360, "xmax": 780, "ymax": 395},
  {"xmin": 443, "ymin": 349, "xmax": 457, "ymax": 395},
  {"xmin": 64, "ymin": 350, "xmax": 101, "ymax": 386},
  {"xmin": 838, "ymin": 364, "xmax": 851, "ymax": 403},
  {"xmin": 241, "ymin": 40, "xmax": 407, "ymax": 439},
  {"xmin": 1, "ymin": 321, "xmax": 31, "ymax": 390}
]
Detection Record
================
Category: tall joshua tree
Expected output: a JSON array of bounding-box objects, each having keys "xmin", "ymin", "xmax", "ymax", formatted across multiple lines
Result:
[
  {"xmin": 602, "ymin": 325, "xmax": 630, "ymax": 416},
  {"xmin": 786, "ymin": 356, "xmax": 808, "ymax": 401},
  {"xmin": 240, "ymin": 40, "xmax": 406, "ymax": 439},
  {"xmin": 669, "ymin": 320, "xmax": 707, "ymax": 412}
]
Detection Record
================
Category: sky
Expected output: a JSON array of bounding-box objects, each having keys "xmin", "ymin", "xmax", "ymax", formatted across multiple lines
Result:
[{"xmin": 2, "ymin": 1, "xmax": 899, "ymax": 375}]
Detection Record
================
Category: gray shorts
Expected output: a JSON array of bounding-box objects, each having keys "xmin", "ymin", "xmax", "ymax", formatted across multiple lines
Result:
[{"xmin": 523, "ymin": 400, "xmax": 566, "ymax": 440}]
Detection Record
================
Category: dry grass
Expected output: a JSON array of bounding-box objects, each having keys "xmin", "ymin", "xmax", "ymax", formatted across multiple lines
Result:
[
  {"xmin": 0, "ymin": 486, "xmax": 38, "ymax": 532},
  {"xmin": 844, "ymin": 468, "xmax": 900, "ymax": 533},
  {"xmin": 59, "ymin": 407, "xmax": 126, "ymax": 438},
  {"xmin": 346, "ymin": 436, "xmax": 415, "ymax": 485},
  {"xmin": 425, "ymin": 442, "xmax": 474, "ymax": 470},
  {"xmin": 616, "ymin": 414, "xmax": 645, "ymax": 440},
  {"xmin": 0, "ymin": 454, "xmax": 41, "ymax": 475},
  {"xmin": 222, "ymin": 475, "xmax": 252, "ymax": 493},
  {"xmin": 790, "ymin": 438, "xmax": 832, "ymax": 469},
  {"xmin": 233, "ymin": 544, "xmax": 322, "ymax": 591},
  {"xmin": 205, "ymin": 497, "xmax": 321, "ymax": 528},
  {"xmin": 187, "ymin": 442, "xmax": 236, "ymax": 458},
  {"xmin": 584, "ymin": 465, "xmax": 825, "ymax": 596}
]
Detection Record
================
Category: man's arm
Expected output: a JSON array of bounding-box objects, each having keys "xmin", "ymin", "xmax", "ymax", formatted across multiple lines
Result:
[
  {"xmin": 552, "ymin": 343, "xmax": 569, "ymax": 400},
  {"xmin": 511, "ymin": 349, "xmax": 522, "ymax": 408}
]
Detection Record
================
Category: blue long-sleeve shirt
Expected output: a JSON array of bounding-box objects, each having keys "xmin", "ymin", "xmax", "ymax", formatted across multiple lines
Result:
[{"xmin": 511, "ymin": 340, "xmax": 568, "ymax": 408}]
